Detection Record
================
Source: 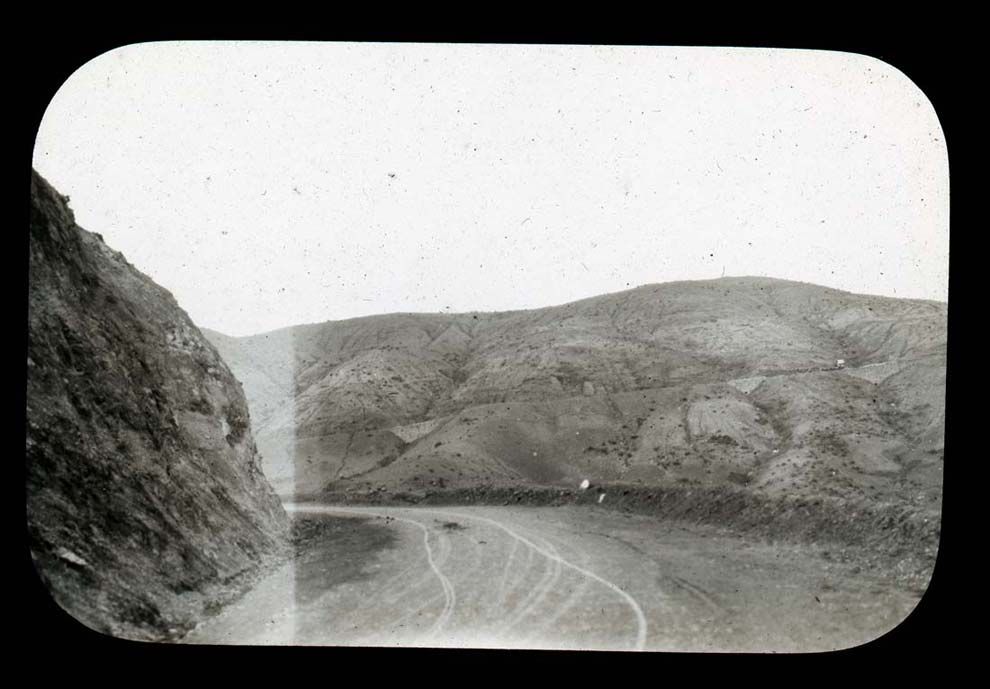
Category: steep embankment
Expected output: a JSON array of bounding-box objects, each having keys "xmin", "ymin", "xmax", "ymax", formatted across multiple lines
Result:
[
  {"xmin": 206, "ymin": 278, "xmax": 945, "ymax": 518},
  {"xmin": 26, "ymin": 170, "xmax": 290, "ymax": 641}
]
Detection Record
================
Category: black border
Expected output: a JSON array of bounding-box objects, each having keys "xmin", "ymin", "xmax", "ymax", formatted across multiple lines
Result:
[{"xmin": 14, "ymin": 22, "xmax": 969, "ymax": 676}]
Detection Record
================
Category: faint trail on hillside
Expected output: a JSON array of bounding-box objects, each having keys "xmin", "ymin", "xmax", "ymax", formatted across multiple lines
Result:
[{"xmin": 726, "ymin": 355, "xmax": 938, "ymax": 390}]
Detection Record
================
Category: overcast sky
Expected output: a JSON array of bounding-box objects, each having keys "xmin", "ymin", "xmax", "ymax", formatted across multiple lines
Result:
[{"xmin": 33, "ymin": 42, "xmax": 948, "ymax": 337}]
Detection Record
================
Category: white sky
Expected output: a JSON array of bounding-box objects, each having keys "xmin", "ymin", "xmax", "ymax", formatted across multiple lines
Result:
[{"xmin": 33, "ymin": 42, "xmax": 948, "ymax": 337}]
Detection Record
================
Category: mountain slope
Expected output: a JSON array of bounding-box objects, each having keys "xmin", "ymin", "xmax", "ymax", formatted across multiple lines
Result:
[
  {"xmin": 26, "ymin": 170, "xmax": 290, "ymax": 641},
  {"xmin": 205, "ymin": 278, "xmax": 946, "ymax": 511}
]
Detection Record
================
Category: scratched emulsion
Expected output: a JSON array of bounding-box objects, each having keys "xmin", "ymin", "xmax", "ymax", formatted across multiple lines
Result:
[{"xmin": 33, "ymin": 43, "xmax": 946, "ymax": 649}]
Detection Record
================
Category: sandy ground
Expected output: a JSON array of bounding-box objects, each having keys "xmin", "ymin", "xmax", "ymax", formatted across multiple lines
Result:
[{"xmin": 182, "ymin": 504, "xmax": 921, "ymax": 652}]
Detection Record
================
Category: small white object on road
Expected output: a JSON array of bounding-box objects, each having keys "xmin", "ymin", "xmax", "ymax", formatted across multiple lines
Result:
[
  {"xmin": 580, "ymin": 479, "xmax": 590, "ymax": 490},
  {"xmin": 598, "ymin": 493, "xmax": 606, "ymax": 504}
]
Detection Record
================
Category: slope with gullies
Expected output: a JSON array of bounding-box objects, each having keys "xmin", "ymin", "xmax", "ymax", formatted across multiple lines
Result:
[
  {"xmin": 26, "ymin": 171, "xmax": 290, "ymax": 641},
  {"xmin": 205, "ymin": 277, "xmax": 946, "ymax": 516}
]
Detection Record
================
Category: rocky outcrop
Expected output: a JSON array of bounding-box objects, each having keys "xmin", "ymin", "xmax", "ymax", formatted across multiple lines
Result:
[{"xmin": 26, "ymin": 170, "xmax": 290, "ymax": 641}]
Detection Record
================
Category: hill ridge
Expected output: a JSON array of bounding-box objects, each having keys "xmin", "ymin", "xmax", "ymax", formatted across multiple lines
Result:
[
  {"xmin": 203, "ymin": 276, "xmax": 946, "ymax": 341},
  {"xmin": 205, "ymin": 276, "xmax": 946, "ymax": 516}
]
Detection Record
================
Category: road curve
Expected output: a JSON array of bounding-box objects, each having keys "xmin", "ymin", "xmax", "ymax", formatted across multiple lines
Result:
[
  {"xmin": 292, "ymin": 504, "xmax": 649, "ymax": 650},
  {"xmin": 182, "ymin": 504, "xmax": 922, "ymax": 652},
  {"xmin": 315, "ymin": 506, "xmax": 459, "ymax": 637},
  {"xmin": 420, "ymin": 507, "xmax": 649, "ymax": 650}
]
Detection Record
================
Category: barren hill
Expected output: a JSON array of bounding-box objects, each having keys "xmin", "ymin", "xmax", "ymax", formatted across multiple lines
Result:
[
  {"xmin": 204, "ymin": 277, "xmax": 946, "ymax": 513},
  {"xmin": 26, "ymin": 171, "xmax": 290, "ymax": 640}
]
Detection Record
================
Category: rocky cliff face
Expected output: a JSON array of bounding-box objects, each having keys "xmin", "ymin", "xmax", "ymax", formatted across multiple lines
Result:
[
  {"xmin": 206, "ymin": 278, "xmax": 945, "ymax": 513},
  {"xmin": 26, "ymin": 170, "xmax": 290, "ymax": 641}
]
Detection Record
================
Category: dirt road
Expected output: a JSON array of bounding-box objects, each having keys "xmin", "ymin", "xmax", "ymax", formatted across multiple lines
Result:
[{"xmin": 182, "ymin": 504, "xmax": 921, "ymax": 652}]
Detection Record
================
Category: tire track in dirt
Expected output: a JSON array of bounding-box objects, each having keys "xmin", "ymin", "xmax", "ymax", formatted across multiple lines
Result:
[
  {"xmin": 492, "ymin": 528, "xmax": 563, "ymax": 635},
  {"xmin": 495, "ymin": 536, "xmax": 522, "ymax": 609},
  {"xmin": 584, "ymin": 528, "xmax": 723, "ymax": 616},
  {"xmin": 288, "ymin": 505, "xmax": 456, "ymax": 637},
  {"xmin": 385, "ymin": 511, "xmax": 549, "ymax": 636},
  {"xmin": 287, "ymin": 504, "xmax": 649, "ymax": 650},
  {"xmin": 420, "ymin": 507, "xmax": 650, "ymax": 651},
  {"xmin": 512, "ymin": 527, "xmax": 595, "ymax": 645}
]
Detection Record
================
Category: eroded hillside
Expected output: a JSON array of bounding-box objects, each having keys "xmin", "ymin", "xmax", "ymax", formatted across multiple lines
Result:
[
  {"xmin": 26, "ymin": 171, "xmax": 290, "ymax": 640},
  {"xmin": 205, "ymin": 277, "xmax": 945, "ymax": 513}
]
